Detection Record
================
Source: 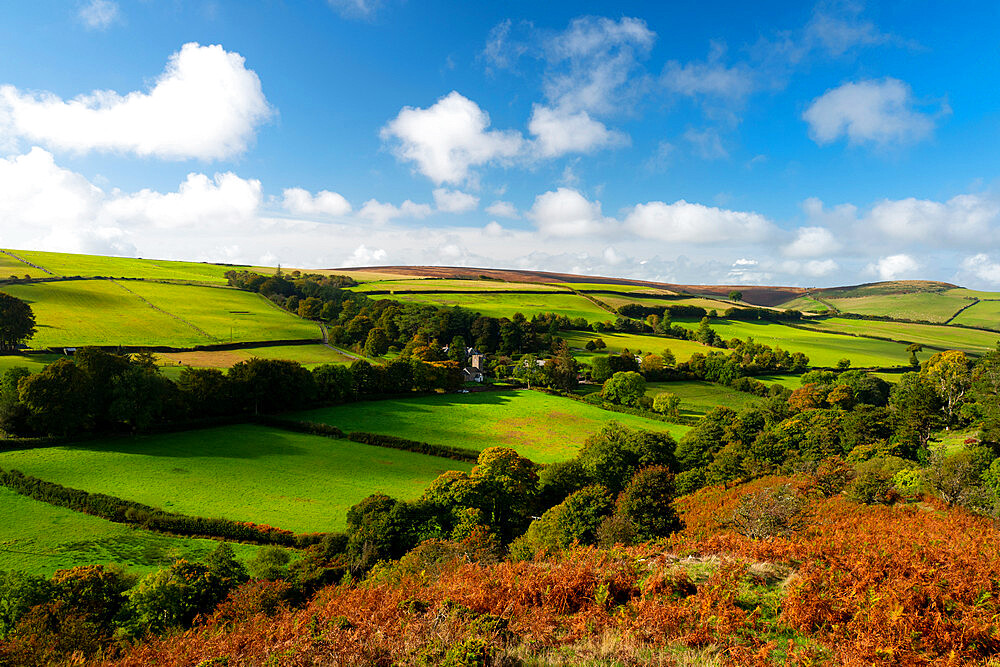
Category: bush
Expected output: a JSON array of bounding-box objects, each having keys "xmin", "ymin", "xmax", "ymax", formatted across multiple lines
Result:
[{"xmin": 729, "ymin": 484, "xmax": 806, "ymax": 540}]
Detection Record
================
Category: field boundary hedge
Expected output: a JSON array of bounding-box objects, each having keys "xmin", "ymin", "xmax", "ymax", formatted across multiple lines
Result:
[
  {"xmin": 259, "ymin": 416, "xmax": 480, "ymax": 463},
  {"xmin": 0, "ymin": 468, "xmax": 339, "ymax": 547}
]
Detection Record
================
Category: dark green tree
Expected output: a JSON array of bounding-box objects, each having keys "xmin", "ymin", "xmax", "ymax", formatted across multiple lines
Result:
[{"xmin": 0, "ymin": 292, "xmax": 36, "ymax": 351}]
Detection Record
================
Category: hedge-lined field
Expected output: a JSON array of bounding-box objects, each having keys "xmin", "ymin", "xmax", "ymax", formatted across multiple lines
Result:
[
  {"xmin": 644, "ymin": 380, "xmax": 764, "ymax": 418},
  {"xmin": 4, "ymin": 280, "xmax": 317, "ymax": 347},
  {"xmin": 0, "ymin": 487, "xmax": 261, "ymax": 577},
  {"xmin": 293, "ymin": 390, "xmax": 688, "ymax": 464},
  {"xmin": 0, "ymin": 353, "xmax": 60, "ymax": 374},
  {"xmin": 589, "ymin": 293, "xmax": 738, "ymax": 311},
  {"xmin": 366, "ymin": 291, "xmax": 613, "ymax": 323},
  {"xmin": 9, "ymin": 249, "xmax": 266, "ymax": 284},
  {"xmin": 156, "ymin": 344, "xmax": 353, "ymax": 376},
  {"xmin": 349, "ymin": 279, "xmax": 567, "ymax": 293},
  {"xmin": 799, "ymin": 318, "xmax": 998, "ymax": 356},
  {"xmin": 0, "ymin": 424, "xmax": 468, "ymax": 533},
  {"xmin": 679, "ymin": 318, "xmax": 929, "ymax": 368},
  {"xmin": 950, "ymin": 300, "xmax": 1000, "ymax": 331},
  {"xmin": 0, "ymin": 252, "xmax": 49, "ymax": 279},
  {"xmin": 822, "ymin": 292, "xmax": 970, "ymax": 323},
  {"xmin": 559, "ymin": 330, "xmax": 712, "ymax": 364}
]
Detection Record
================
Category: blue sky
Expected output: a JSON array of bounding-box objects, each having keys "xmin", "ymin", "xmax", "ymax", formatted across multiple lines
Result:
[{"xmin": 1, "ymin": 0, "xmax": 999, "ymax": 288}]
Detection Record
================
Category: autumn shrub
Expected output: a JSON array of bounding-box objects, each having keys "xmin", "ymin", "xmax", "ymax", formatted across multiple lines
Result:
[{"xmin": 728, "ymin": 484, "xmax": 806, "ymax": 540}]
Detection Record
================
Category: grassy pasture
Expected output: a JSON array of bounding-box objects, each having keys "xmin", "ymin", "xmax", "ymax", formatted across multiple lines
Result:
[
  {"xmin": 776, "ymin": 295, "xmax": 831, "ymax": 312},
  {"xmin": 799, "ymin": 318, "xmax": 998, "ymax": 356},
  {"xmin": 950, "ymin": 300, "xmax": 1000, "ymax": 331},
  {"xmin": 10, "ymin": 249, "xmax": 267, "ymax": 284},
  {"xmin": 945, "ymin": 288, "xmax": 1000, "ymax": 300},
  {"xmin": 294, "ymin": 390, "xmax": 688, "ymax": 464},
  {"xmin": 6, "ymin": 280, "xmax": 317, "ymax": 348},
  {"xmin": 0, "ymin": 253, "xmax": 50, "ymax": 279},
  {"xmin": 367, "ymin": 291, "xmax": 613, "ymax": 323},
  {"xmin": 124, "ymin": 281, "xmax": 319, "ymax": 343},
  {"xmin": 822, "ymin": 292, "xmax": 969, "ymax": 323},
  {"xmin": 156, "ymin": 344, "xmax": 353, "ymax": 377},
  {"xmin": 0, "ymin": 424, "xmax": 466, "ymax": 533},
  {"xmin": 327, "ymin": 268, "xmax": 433, "ymax": 282},
  {"xmin": 677, "ymin": 318, "xmax": 927, "ymax": 368},
  {"xmin": 349, "ymin": 279, "xmax": 566, "ymax": 293},
  {"xmin": 0, "ymin": 353, "xmax": 61, "ymax": 375},
  {"xmin": 0, "ymin": 487, "xmax": 260, "ymax": 577},
  {"xmin": 593, "ymin": 293, "xmax": 738, "ymax": 311},
  {"xmin": 645, "ymin": 380, "xmax": 763, "ymax": 418},
  {"xmin": 557, "ymin": 282, "xmax": 677, "ymax": 294},
  {"xmin": 558, "ymin": 330, "xmax": 712, "ymax": 364}
]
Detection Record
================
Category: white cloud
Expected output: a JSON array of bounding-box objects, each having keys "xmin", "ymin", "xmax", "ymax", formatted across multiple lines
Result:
[
  {"xmin": 625, "ymin": 200, "xmax": 773, "ymax": 244},
  {"xmin": 528, "ymin": 104, "xmax": 627, "ymax": 157},
  {"xmin": 528, "ymin": 187, "xmax": 613, "ymax": 237},
  {"xmin": 962, "ymin": 254, "xmax": 1000, "ymax": 285},
  {"xmin": 79, "ymin": 0, "xmax": 120, "ymax": 30},
  {"xmin": 484, "ymin": 221, "xmax": 506, "ymax": 236},
  {"xmin": 781, "ymin": 258, "xmax": 839, "ymax": 277},
  {"xmin": 867, "ymin": 253, "xmax": 920, "ymax": 280},
  {"xmin": 0, "ymin": 43, "xmax": 271, "ymax": 160},
  {"xmin": 684, "ymin": 127, "xmax": 728, "ymax": 160},
  {"xmin": 783, "ymin": 226, "xmax": 841, "ymax": 257},
  {"xmin": 328, "ymin": 0, "xmax": 380, "ymax": 19},
  {"xmin": 380, "ymin": 91, "xmax": 524, "ymax": 185},
  {"xmin": 661, "ymin": 43, "xmax": 755, "ymax": 103},
  {"xmin": 358, "ymin": 198, "xmax": 432, "ymax": 225},
  {"xmin": 345, "ymin": 244, "xmax": 387, "ymax": 264},
  {"xmin": 433, "ymin": 188, "xmax": 479, "ymax": 213},
  {"xmin": 282, "ymin": 187, "xmax": 351, "ymax": 217},
  {"xmin": 802, "ymin": 197, "xmax": 858, "ymax": 227},
  {"xmin": 866, "ymin": 194, "xmax": 999, "ymax": 243},
  {"xmin": 485, "ymin": 201, "xmax": 518, "ymax": 218},
  {"xmin": 803, "ymin": 78, "xmax": 939, "ymax": 147}
]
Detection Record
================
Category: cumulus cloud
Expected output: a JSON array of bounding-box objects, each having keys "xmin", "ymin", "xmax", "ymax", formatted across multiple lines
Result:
[
  {"xmin": 282, "ymin": 187, "xmax": 351, "ymax": 217},
  {"xmin": 485, "ymin": 201, "xmax": 519, "ymax": 218},
  {"xmin": 0, "ymin": 43, "xmax": 271, "ymax": 160},
  {"xmin": 783, "ymin": 226, "xmax": 841, "ymax": 257},
  {"xmin": 528, "ymin": 187, "xmax": 613, "ymax": 237},
  {"xmin": 802, "ymin": 197, "xmax": 859, "ymax": 228},
  {"xmin": 962, "ymin": 254, "xmax": 1000, "ymax": 285},
  {"xmin": 345, "ymin": 244, "xmax": 387, "ymax": 264},
  {"xmin": 803, "ymin": 78, "xmax": 940, "ymax": 147},
  {"xmin": 380, "ymin": 91, "xmax": 524, "ymax": 185},
  {"xmin": 78, "ymin": 0, "xmax": 120, "ymax": 30},
  {"xmin": 683, "ymin": 127, "xmax": 729, "ymax": 160},
  {"xmin": 661, "ymin": 42, "xmax": 755, "ymax": 104},
  {"xmin": 867, "ymin": 253, "xmax": 920, "ymax": 280},
  {"xmin": 866, "ymin": 194, "xmax": 999, "ymax": 244},
  {"xmin": 527, "ymin": 104, "xmax": 627, "ymax": 157},
  {"xmin": 358, "ymin": 198, "xmax": 432, "ymax": 225},
  {"xmin": 433, "ymin": 188, "xmax": 479, "ymax": 213},
  {"xmin": 625, "ymin": 200, "xmax": 773, "ymax": 244}
]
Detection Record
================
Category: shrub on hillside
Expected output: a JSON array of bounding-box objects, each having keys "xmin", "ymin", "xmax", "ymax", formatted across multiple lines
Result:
[{"xmin": 728, "ymin": 484, "xmax": 806, "ymax": 539}]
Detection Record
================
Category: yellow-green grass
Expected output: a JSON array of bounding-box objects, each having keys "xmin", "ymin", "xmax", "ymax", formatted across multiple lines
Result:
[
  {"xmin": 798, "ymin": 318, "xmax": 998, "ymax": 356},
  {"xmin": 10, "ymin": 249, "xmax": 269, "ymax": 284},
  {"xmin": 329, "ymin": 268, "xmax": 433, "ymax": 282},
  {"xmin": 6, "ymin": 280, "xmax": 317, "ymax": 348},
  {"xmin": 0, "ymin": 424, "xmax": 467, "ymax": 534},
  {"xmin": 0, "ymin": 253, "xmax": 49, "ymax": 279},
  {"xmin": 156, "ymin": 344, "xmax": 353, "ymax": 377},
  {"xmin": 559, "ymin": 330, "xmax": 712, "ymax": 364},
  {"xmin": 349, "ymin": 279, "xmax": 567, "ymax": 293},
  {"xmin": 367, "ymin": 292, "xmax": 613, "ymax": 323},
  {"xmin": 0, "ymin": 487, "xmax": 261, "ymax": 577},
  {"xmin": 558, "ymin": 282, "xmax": 677, "ymax": 294},
  {"xmin": 950, "ymin": 300, "xmax": 1000, "ymax": 331},
  {"xmin": 777, "ymin": 295, "xmax": 835, "ymax": 312},
  {"xmin": 754, "ymin": 374, "xmax": 805, "ymax": 389},
  {"xmin": 945, "ymin": 288, "xmax": 1000, "ymax": 300},
  {"xmin": 0, "ymin": 354, "xmax": 60, "ymax": 375},
  {"xmin": 293, "ymin": 390, "xmax": 688, "ymax": 464},
  {"xmin": 677, "ymin": 319, "xmax": 929, "ymax": 368},
  {"xmin": 124, "ymin": 281, "xmax": 319, "ymax": 343},
  {"xmin": 593, "ymin": 293, "xmax": 739, "ymax": 311},
  {"xmin": 822, "ymin": 292, "xmax": 970, "ymax": 323},
  {"xmin": 645, "ymin": 380, "xmax": 763, "ymax": 418}
]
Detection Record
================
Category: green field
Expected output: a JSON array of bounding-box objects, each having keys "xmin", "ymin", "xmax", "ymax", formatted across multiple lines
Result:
[
  {"xmin": 799, "ymin": 318, "xmax": 998, "ymax": 356},
  {"xmin": 950, "ymin": 300, "xmax": 1000, "ymax": 331},
  {"xmin": 9, "ymin": 249, "xmax": 267, "ymax": 284},
  {"xmin": 645, "ymin": 380, "xmax": 763, "ymax": 418},
  {"xmin": 677, "ymin": 318, "xmax": 929, "ymax": 368},
  {"xmin": 945, "ymin": 288, "xmax": 1000, "ymax": 299},
  {"xmin": 559, "ymin": 330, "xmax": 712, "ymax": 364},
  {"xmin": 367, "ymin": 291, "xmax": 613, "ymax": 323},
  {"xmin": 6, "ymin": 279, "xmax": 317, "ymax": 348},
  {"xmin": 822, "ymin": 292, "xmax": 970, "ymax": 323},
  {"xmin": 156, "ymin": 344, "xmax": 354, "ymax": 379},
  {"xmin": 0, "ymin": 487, "xmax": 261, "ymax": 577},
  {"xmin": 0, "ymin": 353, "xmax": 60, "ymax": 375},
  {"xmin": 350, "ymin": 279, "xmax": 566, "ymax": 293},
  {"xmin": 777, "ymin": 295, "xmax": 832, "ymax": 312},
  {"xmin": 0, "ymin": 424, "xmax": 465, "ymax": 533},
  {"xmin": 558, "ymin": 282, "xmax": 676, "ymax": 294},
  {"xmin": 0, "ymin": 252, "xmax": 50, "ymax": 279},
  {"xmin": 592, "ymin": 293, "xmax": 738, "ymax": 312},
  {"xmin": 293, "ymin": 390, "xmax": 688, "ymax": 464}
]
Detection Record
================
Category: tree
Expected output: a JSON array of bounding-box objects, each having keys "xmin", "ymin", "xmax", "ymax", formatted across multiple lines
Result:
[
  {"xmin": 509, "ymin": 485, "xmax": 614, "ymax": 559},
  {"xmin": 297, "ymin": 297, "xmax": 323, "ymax": 319},
  {"xmin": 600, "ymin": 371, "xmax": 646, "ymax": 407},
  {"xmin": 603, "ymin": 466, "xmax": 682, "ymax": 544},
  {"xmin": 0, "ymin": 292, "xmax": 36, "ymax": 351},
  {"xmin": 363, "ymin": 327, "xmax": 390, "ymax": 357},
  {"xmin": 836, "ymin": 358, "xmax": 852, "ymax": 370},
  {"xmin": 728, "ymin": 290, "xmax": 743, "ymax": 302},
  {"xmin": 18, "ymin": 358, "xmax": 93, "ymax": 435},
  {"xmin": 924, "ymin": 350, "xmax": 972, "ymax": 426},
  {"xmin": 652, "ymin": 392, "xmax": 680, "ymax": 418},
  {"xmin": 589, "ymin": 355, "xmax": 613, "ymax": 382}
]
